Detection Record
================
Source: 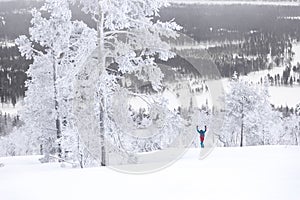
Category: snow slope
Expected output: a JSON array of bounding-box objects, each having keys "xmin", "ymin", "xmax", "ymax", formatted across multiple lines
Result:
[{"xmin": 0, "ymin": 146, "xmax": 299, "ymax": 200}]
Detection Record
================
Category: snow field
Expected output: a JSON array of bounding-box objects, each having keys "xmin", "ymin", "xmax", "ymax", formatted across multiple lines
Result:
[{"xmin": 0, "ymin": 146, "xmax": 299, "ymax": 200}]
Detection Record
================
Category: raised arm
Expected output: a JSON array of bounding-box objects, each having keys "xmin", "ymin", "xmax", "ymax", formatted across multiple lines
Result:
[
  {"xmin": 203, "ymin": 126, "xmax": 207, "ymax": 134},
  {"xmin": 196, "ymin": 126, "xmax": 201, "ymax": 134}
]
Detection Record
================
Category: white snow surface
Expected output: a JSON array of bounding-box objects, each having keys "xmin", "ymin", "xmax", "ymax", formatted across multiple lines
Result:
[
  {"xmin": 0, "ymin": 146, "xmax": 299, "ymax": 200},
  {"xmin": 238, "ymin": 67, "xmax": 300, "ymax": 108},
  {"xmin": 0, "ymin": 100, "xmax": 23, "ymax": 115},
  {"xmin": 220, "ymin": 76, "xmax": 300, "ymax": 108},
  {"xmin": 268, "ymin": 86, "xmax": 300, "ymax": 107}
]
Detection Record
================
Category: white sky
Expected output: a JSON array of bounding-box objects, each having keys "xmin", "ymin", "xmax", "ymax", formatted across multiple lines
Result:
[{"xmin": 0, "ymin": 0, "xmax": 299, "ymax": 6}]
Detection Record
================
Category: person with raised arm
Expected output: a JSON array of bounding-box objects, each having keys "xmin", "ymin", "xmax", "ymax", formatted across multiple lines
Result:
[{"xmin": 197, "ymin": 125, "xmax": 207, "ymax": 148}]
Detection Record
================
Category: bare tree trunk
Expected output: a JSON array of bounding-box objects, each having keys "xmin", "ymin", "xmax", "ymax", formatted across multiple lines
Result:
[
  {"xmin": 240, "ymin": 103, "xmax": 244, "ymax": 147},
  {"xmin": 295, "ymin": 129, "xmax": 298, "ymax": 146},
  {"xmin": 52, "ymin": 54, "xmax": 62, "ymax": 159},
  {"xmin": 97, "ymin": 6, "xmax": 106, "ymax": 166},
  {"xmin": 262, "ymin": 129, "xmax": 265, "ymax": 145},
  {"xmin": 99, "ymin": 95, "xmax": 106, "ymax": 166},
  {"xmin": 78, "ymin": 134, "xmax": 84, "ymax": 168}
]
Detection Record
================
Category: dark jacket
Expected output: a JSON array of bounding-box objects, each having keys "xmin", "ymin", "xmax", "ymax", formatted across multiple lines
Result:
[{"xmin": 197, "ymin": 128, "xmax": 206, "ymax": 137}]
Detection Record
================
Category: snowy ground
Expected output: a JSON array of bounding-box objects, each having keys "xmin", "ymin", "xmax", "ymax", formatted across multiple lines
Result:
[
  {"xmin": 217, "ymin": 77, "xmax": 300, "ymax": 108},
  {"xmin": 268, "ymin": 86, "xmax": 300, "ymax": 107},
  {"xmin": 236, "ymin": 69, "xmax": 300, "ymax": 108},
  {"xmin": 0, "ymin": 146, "xmax": 299, "ymax": 200},
  {"xmin": 0, "ymin": 100, "xmax": 23, "ymax": 115}
]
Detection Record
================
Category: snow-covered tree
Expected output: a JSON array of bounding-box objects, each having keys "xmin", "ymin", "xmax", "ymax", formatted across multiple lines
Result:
[
  {"xmin": 75, "ymin": 0, "xmax": 181, "ymax": 165},
  {"xmin": 13, "ymin": 0, "xmax": 181, "ymax": 166},
  {"xmin": 243, "ymin": 78, "xmax": 282, "ymax": 146},
  {"xmin": 279, "ymin": 114, "xmax": 300, "ymax": 145},
  {"xmin": 220, "ymin": 75, "xmax": 282, "ymax": 147},
  {"xmin": 15, "ymin": 0, "xmax": 97, "ymax": 164}
]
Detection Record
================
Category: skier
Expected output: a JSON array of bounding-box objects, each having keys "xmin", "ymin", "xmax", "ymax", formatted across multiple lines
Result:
[{"xmin": 197, "ymin": 125, "xmax": 207, "ymax": 148}]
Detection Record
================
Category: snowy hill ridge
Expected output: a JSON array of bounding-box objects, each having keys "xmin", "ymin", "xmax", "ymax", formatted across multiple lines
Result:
[{"xmin": 0, "ymin": 146, "xmax": 299, "ymax": 200}]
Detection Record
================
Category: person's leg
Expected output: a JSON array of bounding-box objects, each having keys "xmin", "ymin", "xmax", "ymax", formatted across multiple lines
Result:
[{"xmin": 200, "ymin": 136, "xmax": 204, "ymax": 148}]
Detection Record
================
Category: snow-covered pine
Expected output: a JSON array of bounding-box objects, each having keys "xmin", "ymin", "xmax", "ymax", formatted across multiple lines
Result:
[
  {"xmin": 280, "ymin": 114, "xmax": 300, "ymax": 146},
  {"xmin": 15, "ymin": 0, "xmax": 97, "ymax": 164},
  {"xmin": 220, "ymin": 74, "xmax": 283, "ymax": 147},
  {"xmin": 243, "ymin": 78, "xmax": 282, "ymax": 146},
  {"xmin": 76, "ymin": 0, "xmax": 182, "ymax": 165}
]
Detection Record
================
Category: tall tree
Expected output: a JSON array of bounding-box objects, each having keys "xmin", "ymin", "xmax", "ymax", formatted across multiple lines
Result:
[
  {"xmin": 16, "ymin": 0, "xmax": 97, "ymax": 163},
  {"xmin": 77, "ymin": 0, "xmax": 181, "ymax": 165}
]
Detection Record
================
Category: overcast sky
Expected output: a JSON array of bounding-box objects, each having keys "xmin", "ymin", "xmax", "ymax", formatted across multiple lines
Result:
[{"xmin": 0, "ymin": 0, "xmax": 298, "ymax": 5}]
